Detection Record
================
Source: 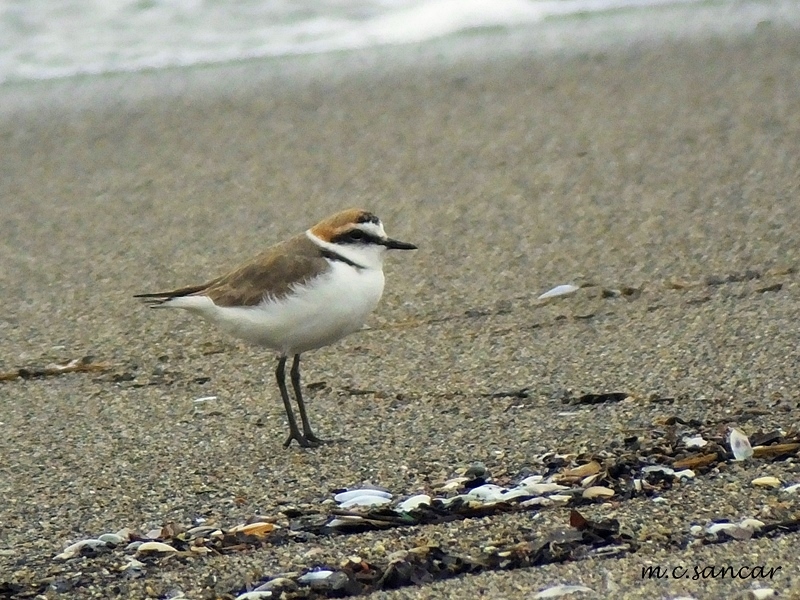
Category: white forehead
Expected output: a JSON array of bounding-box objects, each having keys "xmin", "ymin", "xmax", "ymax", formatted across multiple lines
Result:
[{"xmin": 356, "ymin": 220, "xmax": 387, "ymax": 238}]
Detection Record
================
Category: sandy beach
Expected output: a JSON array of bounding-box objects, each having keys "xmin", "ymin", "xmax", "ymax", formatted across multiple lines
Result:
[{"xmin": 1, "ymin": 16, "xmax": 800, "ymax": 600}]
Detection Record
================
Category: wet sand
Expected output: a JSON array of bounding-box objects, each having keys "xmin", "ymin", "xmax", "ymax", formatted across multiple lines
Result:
[{"xmin": 1, "ymin": 20, "xmax": 800, "ymax": 600}]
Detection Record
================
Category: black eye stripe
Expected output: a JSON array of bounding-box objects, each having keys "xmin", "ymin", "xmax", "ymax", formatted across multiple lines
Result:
[{"xmin": 331, "ymin": 229, "xmax": 384, "ymax": 245}]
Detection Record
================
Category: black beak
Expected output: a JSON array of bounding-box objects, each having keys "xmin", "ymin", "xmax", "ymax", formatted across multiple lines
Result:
[{"xmin": 383, "ymin": 238, "xmax": 417, "ymax": 250}]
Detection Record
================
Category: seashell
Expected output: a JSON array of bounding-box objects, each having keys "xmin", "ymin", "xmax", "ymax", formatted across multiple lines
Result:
[
  {"xmin": 98, "ymin": 533, "xmax": 125, "ymax": 545},
  {"xmin": 518, "ymin": 475, "xmax": 544, "ymax": 487},
  {"xmin": 235, "ymin": 592, "xmax": 273, "ymax": 600},
  {"xmin": 298, "ymin": 570, "xmax": 334, "ymax": 584},
  {"xmin": 534, "ymin": 583, "xmax": 594, "ymax": 598},
  {"xmin": 706, "ymin": 523, "xmax": 740, "ymax": 535},
  {"xmin": 193, "ymin": 395, "xmax": 217, "ymax": 403},
  {"xmin": 125, "ymin": 541, "xmax": 144, "ymax": 552},
  {"xmin": 739, "ymin": 518, "xmax": 765, "ymax": 531},
  {"xmin": 689, "ymin": 525, "xmax": 703, "ymax": 536},
  {"xmin": 580, "ymin": 474, "xmax": 600, "ymax": 487},
  {"xmin": 750, "ymin": 589, "xmax": 777, "ymax": 599},
  {"xmin": 327, "ymin": 516, "xmax": 364, "ymax": 528},
  {"xmin": 642, "ymin": 465, "xmax": 675, "ymax": 476},
  {"xmin": 499, "ymin": 488, "xmax": 532, "ymax": 501},
  {"xmin": 435, "ymin": 477, "xmax": 469, "ymax": 492},
  {"xmin": 548, "ymin": 494, "xmax": 573, "ymax": 504},
  {"xmin": 538, "ymin": 284, "xmax": 580, "ymax": 300},
  {"xmin": 339, "ymin": 495, "xmax": 392, "ymax": 509},
  {"xmin": 752, "ymin": 476, "xmax": 781, "ymax": 489},
  {"xmin": 520, "ymin": 497, "xmax": 553, "ymax": 508},
  {"xmin": 561, "ymin": 461, "xmax": 601, "ymax": 479},
  {"xmin": 729, "ymin": 428, "xmax": 753, "ymax": 461},
  {"xmin": 466, "ymin": 484, "xmax": 507, "ymax": 502},
  {"xmin": 189, "ymin": 546, "xmax": 211, "ymax": 554},
  {"xmin": 136, "ymin": 541, "xmax": 178, "ymax": 554},
  {"xmin": 229, "ymin": 522, "xmax": 275, "ymax": 537},
  {"xmin": 783, "ymin": 482, "xmax": 800, "ymax": 494},
  {"xmin": 519, "ymin": 482, "xmax": 569, "ymax": 495},
  {"xmin": 334, "ymin": 489, "xmax": 392, "ymax": 503},
  {"xmin": 682, "ymin": 435, "xmax": 708, "ymax": 448},
  {"xmin": 396, "ymin": 494, "xmax": 432, "ymax": 512},
  {"xmin": 55, "ymin": 538, "xmax": 108, "ymax": 560},
  {"xmin": 186, "ymin": 525, "xmax": 220, "ymax": 539},
  {"xmin": 582, "ymin": 486, "xmax": 615, "ymax": 499},
  {"xmin": 674, "ymin": 469, "xmax": 696, "ymax": 479}
]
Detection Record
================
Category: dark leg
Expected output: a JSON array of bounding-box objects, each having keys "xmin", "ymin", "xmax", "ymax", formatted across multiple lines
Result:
[
  {"xmin": 290, "ymin": 354, "xmax": 324, "ymax": 444},
  {"xmin": 276, "ymin": 356, "xmax": 312, "ymax": 448}
]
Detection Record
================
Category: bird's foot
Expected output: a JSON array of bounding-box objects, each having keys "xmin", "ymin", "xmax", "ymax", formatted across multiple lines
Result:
[{"xmin": 283, "ymin": 432, "xmax": 321, "ymax": 448}]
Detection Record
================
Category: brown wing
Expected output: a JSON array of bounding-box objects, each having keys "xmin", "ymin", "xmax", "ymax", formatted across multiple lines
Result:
[
  {"xmin": 204, "ymin": 250, "xmax": 328, "ymax": 307},
  {"xmin": 135, "ymin": 233, "xmax": 328, "ymax": 307}
]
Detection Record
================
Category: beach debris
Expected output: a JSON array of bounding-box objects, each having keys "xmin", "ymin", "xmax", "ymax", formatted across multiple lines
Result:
[
  {"xmin": 136, "ymin": 541, "xmax": 178, "ymax": 554},
  {"xmin": 704, "ymin": 518, "xmax": 765, "ymax": 541},
  {"xmin": 298, "ymin": 570, "xmax": 334, "ymax": 584},
  {"xmin": 751, "ymin": 476, "xmax": 781, "ymax": 489},
  {"xmin": 396, "ymin": 494, "xmax": 432, "ymax": 512},
  {"xmin": 783, "ymin": 482, "xmax": 800, "ymax": 494},
  {"xmin": 534, "ymin": 584, "xmax": 594, "ymax": 598},
  {"xmin": 682, "ymin": 435, "xmax": 708, "ymax": 448},
  {"xmin": 538, "ymin": 284, "xmax": 580, "ymax": 300},
  {"xmin": 235, "ymin": 592, "xmax": 273, "ymax": 600},
  {"xmin": 582, "ymin": 486, "xmax": 614, "ymax": 499},
  {"xmin": 333, "ymin": 489, "xmax": 392, "ymax": 503},
  {"xmin": 0, "ymin": 356, "xmax": 111, "ymax": 382},
  {"xmin": 55, "ymin": 538, "xmax": 111, "ymax": 560},
  {"xmin": 228, "ymin": 522, "xmax": 275, "ymax": 537},
  {"xmin": 748, "ymin": 589, "xmax": 778, "ymax": 599},
  {"xmin": 729, "ymin": 428, "xmax": 754, "ymax": 461}
]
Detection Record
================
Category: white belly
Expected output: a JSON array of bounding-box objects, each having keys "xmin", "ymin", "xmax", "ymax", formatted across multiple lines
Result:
[{"xmin": 204, "ymin": 261, "xmax": 385, "ymax": 354}]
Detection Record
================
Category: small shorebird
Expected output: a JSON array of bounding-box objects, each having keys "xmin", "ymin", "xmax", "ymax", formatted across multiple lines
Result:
[{"xmin": 135, "ymin": 209, "xmax": 417, "ymax": 448}]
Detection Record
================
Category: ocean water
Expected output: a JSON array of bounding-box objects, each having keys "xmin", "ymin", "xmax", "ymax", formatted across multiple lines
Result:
[
  {"xmin": 1, "ymin": 0, "xmax": 798, "ymax": 85},
  {"xmin": 0, "ymin": 0, "xmax": 718, "ymax": 85}
]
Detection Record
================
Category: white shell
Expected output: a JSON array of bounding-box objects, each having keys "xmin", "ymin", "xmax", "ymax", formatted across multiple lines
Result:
[
  {"xmin": 674, "ymin": 469, "xmax": 696, "ymax": 479},
  {"xmin": 682, "ymin": 435, "xmax": 708, "ymax": 448},
  {"xmin": 55, "ymin": 538, "xmax": 107, "ymax": 560},
  {"xmin": 534, "ymin": 583, "xmax": 594, "ymax": 598},
  {"xmin": 136, "ymin": 541, "xmax": 178, "ymax": 554},
  {"xmin": 520, "ymin": 497, "xmax": 554, "ymax": 508},
  {"xmin": 729, "ymin": 427, "xmax": 753, "ymax": 461},
  {"xmin": 752, "ymin": 476, "xmax": 781, "ymax": 489},
  {"xmin": 751, "ymin": 589, "xmax": 777, "ymax": 599},
  {"xmin": 334, "ymin": 489, "xmax": 392, "ymax": 503},
  {"xmin": 235, "ymin": 593, "xmax": 273, "ymax": 600},
  {"xmin": 783, "ymin": 482, "xmax": 800, "ymax": 494},
  {"xmin": 339, "ymin": 495, "xmax": 392, "ymax": 508},
  {"xmin": 520, "ymin": 482, "xmax": 569, "ymax": 495},
  {"xmin": 396, "ymin": 494, "xmax": 432, "ymax": 511},
  {"xmin": 298, "ymin": 570, "xmax": 334, "ymax": 584},
  {"xmin": 518, "ymin": 475, "xmax": 544, "ymax": 486},
  {"xmin": 582, "ymin": 486, "xmax": 615, "ymax": 499},
  {"xmin": 466, "ymin": 484, "xmax": 507, "ymax": 502},
  {"xmin": 642, "ymin": 465, "xmax": 675, "ymax": 476},
  {"xmin": 538, "ymin": 284, "xmax": 580, "ymax": 300}
]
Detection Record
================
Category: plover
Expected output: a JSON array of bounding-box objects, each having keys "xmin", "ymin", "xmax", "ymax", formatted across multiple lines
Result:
[{"xmin": 135, "ymin": 208, "xmax": 417, "ymax": 447}]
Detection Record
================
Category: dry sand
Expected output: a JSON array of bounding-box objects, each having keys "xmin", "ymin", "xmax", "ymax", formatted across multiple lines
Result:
[{"xmin": 1, "ymin": 18, "xmax": 800, "ymax": 600}]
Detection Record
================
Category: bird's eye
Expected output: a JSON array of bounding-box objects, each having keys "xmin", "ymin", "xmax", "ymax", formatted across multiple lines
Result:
[{"xmin": 349, "ymin": 230, "xmax": 365, "ymax": 241}]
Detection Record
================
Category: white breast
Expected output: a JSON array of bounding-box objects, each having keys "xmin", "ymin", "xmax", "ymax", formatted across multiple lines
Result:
[{"xmin": 202, "ymin": 260, "xmax": 385, "ymax": 354}]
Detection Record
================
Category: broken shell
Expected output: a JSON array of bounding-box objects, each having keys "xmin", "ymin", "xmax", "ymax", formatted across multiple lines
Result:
[
  {"xmin": 783, "ymin": 483, "xmax": 800, "ymax": 494},
  {"xmin": 136, "ymin": 541, "xmax": 178, "ymax": 554},
  {"xmin": 752, "ymin": 476, "xmax": 781, "ymax": 489},
  {"xmin": 55, "ymin": 539, "xmax": 108, "ymax": 560},
  {"xmin": 396, "ymin": 494, "xmax": 432, "ymax": 512},
  {"xmin": 466, "ymin": 484, "xmax": 507, "ymax": 502},
  {"xmin": 98, "ymin": 533, "xmax": 125, "ymax": 545},
  {"xmin": 298, "ymin": 570, "xmax": 334, "ymax": 584},
  {"xmin": 334, "ymin": 489, "xmax": 392, "ymax": 503},
  {"xmin": 339, "ymin": 495, "xmax": 392, "ymax": 508},
  {"xmin": 520, "ymin": 497, "xmax": 553, "ymax": 508},
  {"xmin": 229, "ymin": 522, "xmax": 275, "ymax": 537},
  {"xmin": 538, "ymin": 284, "xmax": 580, "ymax": 300},
  {"xmin": 435, "ymin": 477, "xmax": 470, "ymax": 492},
  {"xmin": 674, "ymin": 469, "xmax": 696, "ymax": 480},
  {"xmin": 520, "ymin": 482, "xmax": 569, "ymax": 495},
  {"xmin": 729, "ymin": 428, "xmax": 753, "ymax": 461},
  {"xmin": 582, "ymin": 486, "xmax": 615, "ymax": 499},
  {"xmin": 534, "ymin": 583, "xmax": 594, "ymax": 598},
  {"xmin": 235, "ymin": 592, "xmax": 273, "ymax": 600},
  {"xmin": 683, "ymin": 435, "xmax": 708, "ymax": 448}
]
